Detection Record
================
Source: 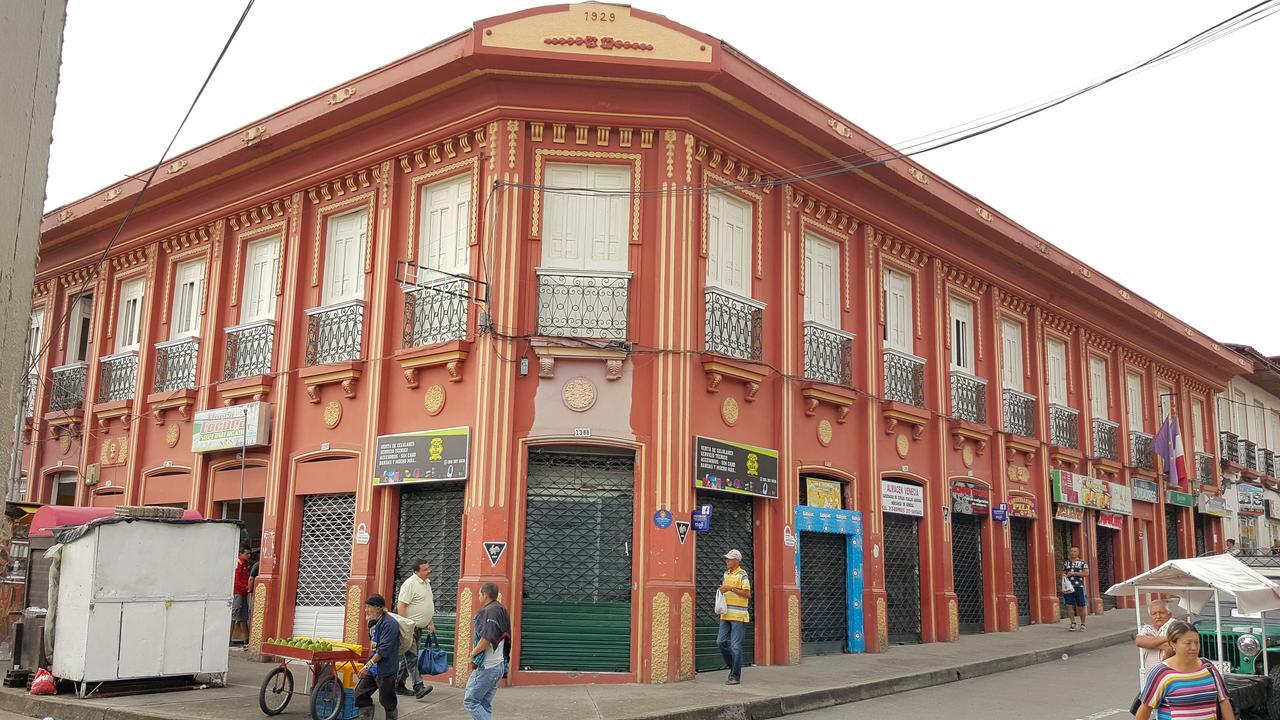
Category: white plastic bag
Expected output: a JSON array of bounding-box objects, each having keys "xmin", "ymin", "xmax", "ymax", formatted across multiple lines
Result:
[
  {"xmin": 714, "ymin": 591, "xmax": 728, "ymax": 616},
  {"xmin": 1060, "ymin": 575, "xmax": 1075, "ymax": 594}
]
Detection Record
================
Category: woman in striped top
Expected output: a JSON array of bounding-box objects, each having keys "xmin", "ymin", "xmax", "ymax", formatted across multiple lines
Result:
[{"xmin": 1136, "ymin": 620, "xmax": 1234, "ymax": 720}]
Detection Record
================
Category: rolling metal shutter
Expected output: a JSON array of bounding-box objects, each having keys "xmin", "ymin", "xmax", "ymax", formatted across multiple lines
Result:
[
  {"xmin": 799, "ymin": 531, "xmax": 847, "ymax": 655},
  {"xmin": 950, "ymin": 514, "xmax": 984, "ymax": 634},
  {"xmin": 396, "ymin": 483, "xmax": 464, "ymax": 666},
  {"xmin": 293, "ymin": 493, "xmax": 355, "ymax": 641},
  {"xmin": 695, "ymin": 491, "xmax": 755, "ymax": 671},
  {"xmin": 882, "ymin": 512, "xmax": 921, "ymax": 644},
  {"xmin": 519, "ymin": 450, "xmax": 634, "ymax": 672}
]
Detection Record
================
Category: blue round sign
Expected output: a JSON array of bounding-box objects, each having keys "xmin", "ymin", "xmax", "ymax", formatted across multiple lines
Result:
[{"xmin": 654, "ymin": 509, "xmax": 673, "ymax": 529}]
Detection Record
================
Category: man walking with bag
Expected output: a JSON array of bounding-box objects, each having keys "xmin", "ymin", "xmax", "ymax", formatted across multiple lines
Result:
[
  {"xmin": 396, "ymin": 560, "xmax": 436, "ymax": 698},
  {"xmin": 356, "ymin": 594, "xmax": 400, "ymax": 720},
  {"xmin": 717, "ymin": 549, "xmax": 751, "ymax": 685}
]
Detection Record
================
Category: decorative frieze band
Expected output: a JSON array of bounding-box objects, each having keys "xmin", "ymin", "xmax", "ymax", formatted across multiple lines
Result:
[
  {"xmin": 1121, "ymin": 347, "xmax": 1152, "ymax": 370},
  {"xmin": 306, "ymin": 168, "xmax": 375, "ymax": 207},
  {"xmin": 228, "ymin": 199, "xmax": 292, "ymax": 232},
  {"xmin": 109, "ymin": 248, "xmax": 148, "ymax": 272},
  {"xmin": 160, "ymin": 224, "xmax": 214, "ymax": 253},
  {"xmin": 1040, "ymin": 311, "xmax": 1078, "ymax": 337},
  {"xmin": 941, "ymin": 262, "xmax": 988, "ymax": 295},
  {"xmin": 873, "ymin": 228, "xmax": 928, "ymax": 267},
  {"xmin": 695, "ymin": 141, "xmax": 773, "ymax": 193},
  {"xmin": 1082, "ymin": 328, "xmax": 1117, "ymax": 354}
]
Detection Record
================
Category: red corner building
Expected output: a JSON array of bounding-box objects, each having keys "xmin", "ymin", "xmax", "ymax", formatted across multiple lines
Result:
[{"xmin": 21, "ymin": 5, "xmax": 1250, "ymax": 685}]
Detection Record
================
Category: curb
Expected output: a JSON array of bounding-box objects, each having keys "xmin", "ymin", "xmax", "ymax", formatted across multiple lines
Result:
[
  {"xmin": 0, "ymin": 629, "xmax": 1132, "ymax": 720},
  {"xmin": 626, "ymin": 628, "xmax": 1133, "ymax": 720}
]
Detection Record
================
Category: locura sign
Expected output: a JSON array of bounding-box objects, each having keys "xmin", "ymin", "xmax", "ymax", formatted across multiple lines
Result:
[{"xmin": 192, "ymin": 402, "xmax": 272, "ymax": 453}]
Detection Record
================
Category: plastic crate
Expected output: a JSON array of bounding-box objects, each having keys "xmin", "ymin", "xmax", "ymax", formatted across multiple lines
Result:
[{"xmin": 312, "ymin": 687, "xmax": 358, "ymax": 720}]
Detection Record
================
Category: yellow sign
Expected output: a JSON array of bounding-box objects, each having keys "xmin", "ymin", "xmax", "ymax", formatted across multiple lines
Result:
[{"xmin": 805, "ymin": 477, "xmax": 843, "ymax": 509}]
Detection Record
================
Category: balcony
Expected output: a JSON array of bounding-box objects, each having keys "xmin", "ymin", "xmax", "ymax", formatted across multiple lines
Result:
[
  {"xmin": 1129, "ymin": 430, "xmax": 1155, "ymax": 471},
  {"xmin": 1091, "ymin": 417, "xmax": 1120, "ymax": 462},
  {"xmin": 1195, "ymin": 452, "xmax": 1215, "ymax": 483},
  {"xmin": 1003, "ymin": 389, "xmax": 1036, "ymax": 438},
  {"xmin": 224, "ymin": 321, "xmax": 275, "ymax": 381},
  {"xmin": 306, "ymin": 301, "xmax": 364, "ymax": 367},
  {"xmin": 705, "ymin": 287, "xmax": 763, "ymax": 362},
  {"xmin": 23, "ymin": 373, "xmax": 36, "ymax": 417},
  {"xmin": 949, "ymin": 372, "xmax": 987, "ymax": 424},
  {"xmin": 883, "ymin": 348, "xmax": 926, "ymax": 407},
  {"xmin": 403, "ymin": 277, "xmax": 471, "ymax": 348},
  {"xmin": 1049, "ymin": 404, "xmax": 1080, "ymax": 449},
  {"xmin": 153, "ymin": 337, "xmax": 199, "ymax": 393},
  {"xmin": 536, "ymin": 270, "xmax": 631, "ymax": 341},
  {"xmin": 1220, "ymin": 431, "xmax": 1241, "ymax": 465},
  {"xmin": 49, "ymin": 363, "xmax": 87, "ymax": 412},
  {"xmin": 96, "ymin": 351, "xmax": 139, "ymax": 403},
  {"xmin": 804, "ymin": 322, "xmax": 853, "ymax": 387},
  {"xmin": 1263, "ymin": 449, "xmax": 1276, "ymax": 478},
  {"xmin": 1241, "ymin": 438, "xmax": 1259, "ymax": 473}
]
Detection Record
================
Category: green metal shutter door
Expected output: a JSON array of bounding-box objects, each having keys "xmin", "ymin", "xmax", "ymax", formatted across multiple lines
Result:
[
  {"xmin": 396, "ymin": 483, "xmax": 464, "ymax": 666},
  {"xmin": 519, "ymin": 450, "xmax": 634, "ymax": 672},
  {"xmin": 695, "ymin": 491, "xmax": 755, "ymax": 672}
]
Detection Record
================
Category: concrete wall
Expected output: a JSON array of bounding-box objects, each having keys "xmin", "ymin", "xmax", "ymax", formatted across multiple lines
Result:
[{"xmin": 0, "ymin": 1, "xmax": 67, "ymax": 498}]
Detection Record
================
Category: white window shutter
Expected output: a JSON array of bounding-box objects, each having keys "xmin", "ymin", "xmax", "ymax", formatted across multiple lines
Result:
[
  {"xmin": 1001, "ymin": 320, "xmax": 1023, "ymax": 391},
  {"xmin": 117, "ymin": 277, "xmax": 146, "ymax": 352},
  {"xmin": 1126, "ymin": 373, "xmax": 1144, "ymax": 429},
  {"xmin": 421, "ymin": 175, "xmax": 471, "ymax": 277},
  {"xmin": 805, "ymin": 235, "xmax": 839, "ymax": 327},
  {"xmin": 1047, "ymin": 339, "xmax": 1067, "ymax": 406},
  {"xmin": 242, "ymin": 237, "xmax": 280, "ymax": 323},
  {"xmin": 324, "ymin": 210, "xmax": 368, "ymax": 305},
  {"xmin": 1089, "ymin": 357, "xmax": 1108, "ymax": 419},
  {"xmin": 1192, "ymin": 401, "xmax": 1206, "ymax": 454},
  {"xmin": 171, "ymin": 259, "xmax": 205, "ymax": 339},
  {"xmin": 884, "ymin": 269, "xmax": 912, "ymax": 353},
  {"xmin": 707, "ymin": 193, "xmax": 751, "ymax": 297}
]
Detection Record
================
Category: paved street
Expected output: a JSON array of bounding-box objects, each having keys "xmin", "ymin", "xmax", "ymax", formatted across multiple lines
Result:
[{"xmin": 790, "ymin": 643, "xmax": 1138, "ymax": 720}]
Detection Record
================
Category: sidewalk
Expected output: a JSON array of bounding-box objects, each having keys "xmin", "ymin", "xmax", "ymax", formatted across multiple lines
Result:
[{"xmin": 0, "ymin": 611, "xmax": 1134, "ymax": 720}]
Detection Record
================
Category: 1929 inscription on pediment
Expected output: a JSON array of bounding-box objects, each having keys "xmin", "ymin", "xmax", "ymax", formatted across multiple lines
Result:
[{"xmin": 478, "ymin": 4, "xmax": 714, "ymax": 64}]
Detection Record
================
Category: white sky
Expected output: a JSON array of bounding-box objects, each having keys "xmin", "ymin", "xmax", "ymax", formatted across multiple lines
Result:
[{"xmin": 43, "ymin": 1, "xmax": 1280, "ymax": 354}]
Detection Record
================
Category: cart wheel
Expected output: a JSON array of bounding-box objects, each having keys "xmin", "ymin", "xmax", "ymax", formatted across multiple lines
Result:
[
  {"xmin": 259, "ymin": 666, "xmax": 294, "ymax": 716},
  {"xmin": 310, "ymin": 676, "xmax": 344, "ymax": 720}
]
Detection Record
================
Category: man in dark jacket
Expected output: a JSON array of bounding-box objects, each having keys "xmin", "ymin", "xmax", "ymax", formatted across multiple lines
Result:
[{"xmin": 356, "ymin": 594, "xmax": 401, "ymax": 720}]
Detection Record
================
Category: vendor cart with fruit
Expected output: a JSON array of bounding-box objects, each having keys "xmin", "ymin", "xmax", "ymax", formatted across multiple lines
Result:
[{"xmin": 259, "ymin": 637, "xmax": 364, "ymax": 720}]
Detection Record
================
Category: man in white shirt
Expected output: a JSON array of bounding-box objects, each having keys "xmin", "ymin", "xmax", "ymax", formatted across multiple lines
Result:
[
  {"xmin": 396, "ymin": 560, "xmax": 437, "ymax": 699},
  {"xmin": 1135, "ymin": 599, "xmax": 1173, "ymax": 687}
]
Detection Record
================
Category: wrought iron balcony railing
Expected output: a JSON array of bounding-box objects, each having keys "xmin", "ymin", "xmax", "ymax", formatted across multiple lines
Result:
[
  {"xmin": 1003, "ymin": 389, "xmax": 1036, "ymax": 438},
  {"xmin": 1220, "ymin": 431, "xmax": 1241, "ymax": 465},
  {"xmin": 153, "ymin": 337, "xmax": 199, "ymax": 393},
  {"xmin": 1262, "ymin": 448, "xmax": 1276, "ymax": 478},
  {"xmin": 1049, "ymin": 404, "xmax": 1079, "ymax": 449},
  {"xmin": 1196, "ymin": 452, "xmax": 1215, "ymax": 483},
  {"xmin": 49, "ymin": 363, "xmax": 87, "ymax": 412},
  {"xmin": 1129, "ymin": 430, "xmax": 1155, "ymax": 471},
  {"xmin": 1242, "ymin": 438, "xmax": 1260, "ymax": 473},
  {"xmin": 949, "ymin": 372, "xmax": 987, "ymax": 424},
  {"xmin": 705, "ymin": 287, "xmax": 764, "ymax": 362},
  {"xmin": 536, "ymin": 270, "xmax": 631, "ymax": 341},
  {"xmin": 223, "ymin": 321, "xmax": 275, "ymax": 381},
  {"xmin": 306, "ymin": 301, "xmax": 365, "ymax": 367},
  {"xmin": 402, "ymin": 277, "xmax": 471, "ymax": 348},
  {"xmin": 97, "ymin": 351, "xmax": 139, "ymax": 403},
  {"xmin": 804, "ymin": 322, "xmax": 854, "ymax": 387},
  {"xmin": 1092, "ymin": 417, "xmax": 1120, "ymax": 461},
  {"xmin": 883, "ymin": 348, "xmax": 926, "ymax": 407},
  {"xmin": 23, "ymin": 373, "xmax": 36, "ymax": 417}
]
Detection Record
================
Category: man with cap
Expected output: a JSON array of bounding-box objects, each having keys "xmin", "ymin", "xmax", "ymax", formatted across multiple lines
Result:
[
  {"xmin": 717, "ymin": 549, "xmax": 751, "ymax": 685},
  {"xmin": 356, "ymin": 594, "xmax": 401, "ymax": 720}
]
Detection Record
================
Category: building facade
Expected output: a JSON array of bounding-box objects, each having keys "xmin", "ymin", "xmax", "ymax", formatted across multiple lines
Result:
[
  {"xmin": 20, "ymin": 5, "xmax": 1251, "ymax": 685},
  {"xmin": 1217, "ymin": 346, "xmax": 1280, "ymax": 550}
]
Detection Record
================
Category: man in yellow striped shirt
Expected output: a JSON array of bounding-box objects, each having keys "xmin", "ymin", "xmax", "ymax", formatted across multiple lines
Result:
[{"xmin": 717, "ymin": 549, "xmax": 751, "ymax": 685}]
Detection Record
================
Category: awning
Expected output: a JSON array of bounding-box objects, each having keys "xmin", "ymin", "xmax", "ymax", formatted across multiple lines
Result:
[{"xmin": 1105, "ymin": 554, "xmax": 1280, "ymax": 614}]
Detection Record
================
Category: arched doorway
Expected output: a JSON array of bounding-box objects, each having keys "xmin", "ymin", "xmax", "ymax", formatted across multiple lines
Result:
[{"xmin": 881, "ymin": 477, "xmax": 924, "ymax": 644}]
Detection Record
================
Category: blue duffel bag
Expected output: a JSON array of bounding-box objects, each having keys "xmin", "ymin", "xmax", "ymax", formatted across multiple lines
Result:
[{"xmin": 418, "ymin": 632, "xmax": 448, "ymax": 676}]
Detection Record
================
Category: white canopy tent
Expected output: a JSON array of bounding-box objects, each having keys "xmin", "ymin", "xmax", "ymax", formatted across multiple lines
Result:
[{"xmin": 1106, "ymin": 554, "xmax": 1280, "ymax": 677}]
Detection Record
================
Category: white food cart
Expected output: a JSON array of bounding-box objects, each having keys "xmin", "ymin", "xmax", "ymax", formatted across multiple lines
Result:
[{"xmin": 48, "ymin": 516, "xmax": 240, "ymax": 695}]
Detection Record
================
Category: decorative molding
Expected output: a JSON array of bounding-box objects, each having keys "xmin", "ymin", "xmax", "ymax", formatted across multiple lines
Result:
[
  {"xmin": 873, "ymin": 228, "xmax": 929, "ymax": 267},
  {"xmin": 679, "ymin": 593, "xmax": 694, "ymax": 680},
  {"xmin": 1154, "ymin": 363, "xmax": 1180, "ymax": 384},
  {"xmin": 226, "ymin": 197, "xmax": 292, "ymax": 232},
  {"xmin": 787, "ymin": 594, "xmax": 801, "ymax": 665},
  {"xmin": 397, "ymin": 345, "xmax": 470, "ymax": 387},
  {"xmin": 995, "ymin": 287, "xmax": 1031, "ymax": 315},
  {"xmin": 166, "ymin": 160, "xmax": 187, "ymax": 174},
  {"xmin": 827, "ymin": 118, "xmax": 854, "ymax": 139},
  {"xmin": 941, "ymin": 262, "xmax": 989, "ymax": 295},
  {"xmin": 532, "ymin": 148, "xmax": 643, "ymax": 244},
  {"xmin": 907, "ymin": 167, "xmax": 929, "ymax": 184},
  {"xmin": 344, "ymin": 584, "xmax": 361, "ymax": 643},
  {"xmin": 1041, "ymin": 311, "xmax": 1078, "ymax": 337},
  {"xmin": 703, "ymin": 360, "xmax": 765, "ymax": 402},
  {"xmin": 1082, "ymin": 328, "xmax": 1117, "ymax": 354},
  {"xmin": 649, "ymin": 592, "xmax": 670, "ymax": 683},
  {"xmin": 109, "ymin": 248, "xmax": 148, "ymax": 272},
  {"xmin": 1121, "ymin": 347, "xmax": 1152, "ymax": 370},
  {"xmin": 242, "ymin": 125, "xmax": 266, "ymax": 145},
  {"xmin": 975, "ymin": 207, "xmax": 994, "ymax": 222},
  {"xmin": 160, "ymin": 224, "xmax": 213, "ymax": 253},
  {"xmin": 327, "ymin": 86, "xmax": 357, "ymax": 105}
]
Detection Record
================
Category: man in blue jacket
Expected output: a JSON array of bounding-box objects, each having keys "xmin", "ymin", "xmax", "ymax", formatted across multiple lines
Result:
[{"xmin": 356, "ymin": 594, "xmax": 401, "ymax": 720}]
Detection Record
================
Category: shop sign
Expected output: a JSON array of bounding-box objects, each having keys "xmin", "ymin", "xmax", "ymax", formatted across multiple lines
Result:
[
  {"xmin": 950, "ymin": 481, "xmax": 990, "ymax": 516},
  {"xmin": 693, "ymin": 436, "xmax": 779, "ymax": 499},
  {"xmin": 795, "ymin": 506, "xmax": 862, "ymax": 535},
  {"xmin": 1166, "ymin": 489, "xmax": 1195, "ymax": 508},
  {"xmin": 191, "ymin": 402, "xmax": 272, "ymax": 453},
  {"xmin": 1197, "ymin": 493, "xmax": 1233, "ymax": 518},
  {"xmin": 1237, "ymin": 484, "xmax": 1265, "ymax": 516},
  {"xmin": 1132, "ymin": 479, "xmax": 1159, "ymax": 504},
  {"xmin": 881, "ymin": 480, "xmax": 925, "ymax": 517},
  {"xmin": 373, "ymin": 426, "xmax": 470, "ymax": 485},
  {"xmin": 1009, "ymin": 495, "xmax": 1038, "ymax": 519},
  {"xmin": 1267, "ymin": 499, "xmax": 1280, "ymax": 521},
  {"xmin": 1050, "ymin": 470, "xmax": 1132, "ymax": 515},
  {"xmin": 1054, "ymin": 504, "xmax": 1085, "ymax": 523},
  {"xmin": 805, "ymin": 477, "xmax": 843, "ymax": 509},
  {"xmin": 1098, "ymin": 512, "xmax": 1125, "ymax": 530}
]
